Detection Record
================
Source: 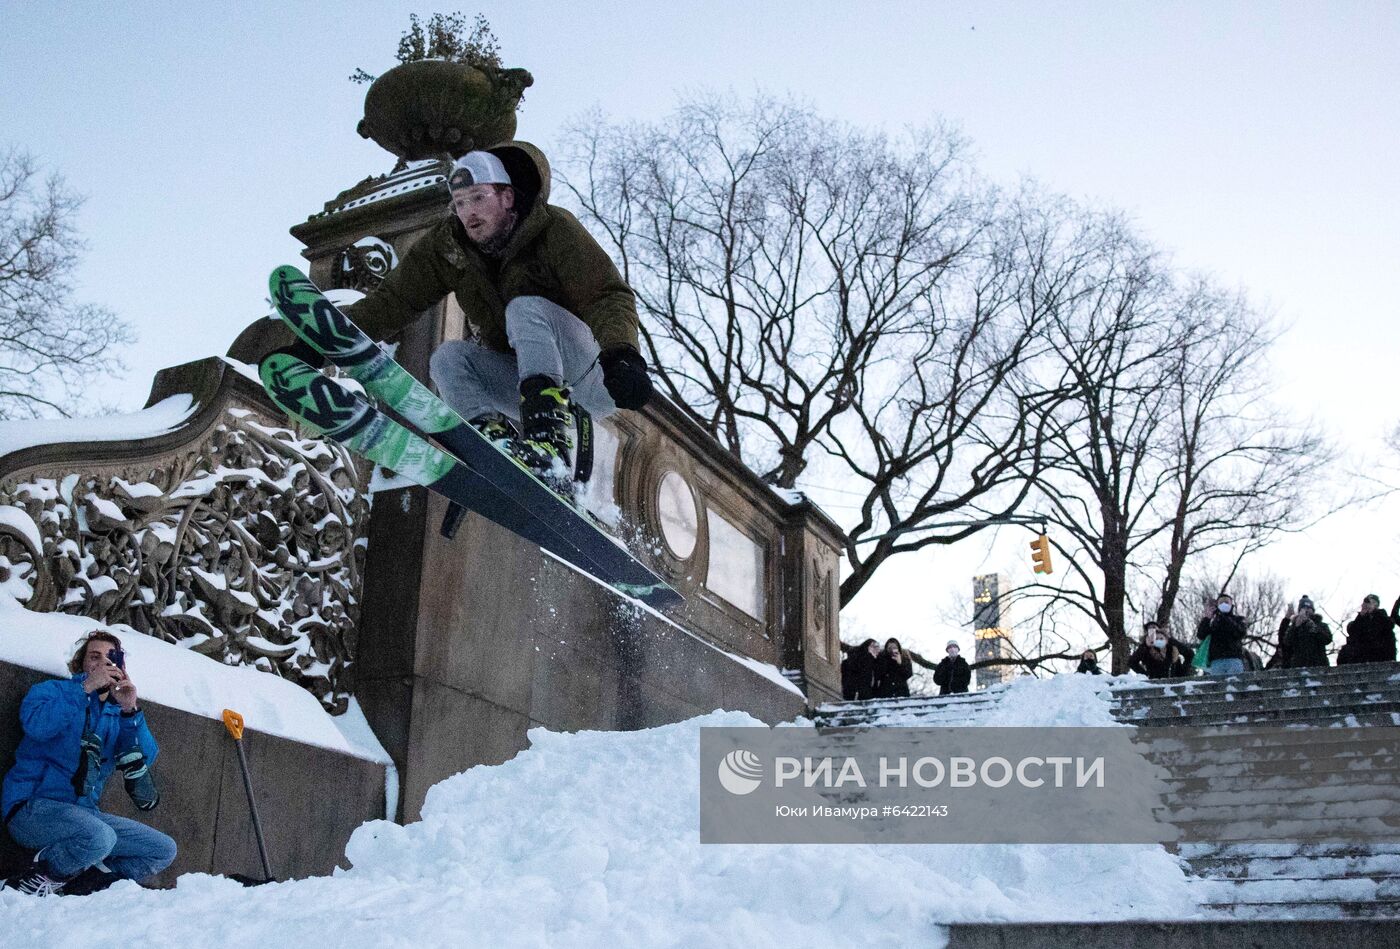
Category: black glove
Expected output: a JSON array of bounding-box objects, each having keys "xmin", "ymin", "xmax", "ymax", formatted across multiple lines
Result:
[{"xmin": 599, "ymin": 346, "xmax": 653, "ymax": 410}]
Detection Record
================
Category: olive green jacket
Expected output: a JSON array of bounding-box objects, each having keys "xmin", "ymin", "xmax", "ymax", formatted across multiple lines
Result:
[{"xmin": 346, "ymin": 141, "xmax": 639, "ymax": 353}]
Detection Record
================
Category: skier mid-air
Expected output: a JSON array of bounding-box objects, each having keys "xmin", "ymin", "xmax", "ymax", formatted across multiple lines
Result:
[
  {"xmin": 311, "ymin": 143, "xmax": 653, "ymax": 493},
  {"xmin": 260, "ymin": 144, "xmax": 679, "ymax": 607}
]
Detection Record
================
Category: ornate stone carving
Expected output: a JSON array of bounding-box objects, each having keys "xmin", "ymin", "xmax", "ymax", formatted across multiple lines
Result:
[
  {"xmin": 336, "ymin": 237, "xmax": 399, "ymax": 293},
  {"xmin": 0, "ymin": 412, "xmax": 369, "ymax": 713},
  {"xmin": 811, "ymin": 557, "xmax": 832, "ymax": 636},
  {"xmin": 809, "ymin": 555, "xmax": 834, "ymax": 661}
]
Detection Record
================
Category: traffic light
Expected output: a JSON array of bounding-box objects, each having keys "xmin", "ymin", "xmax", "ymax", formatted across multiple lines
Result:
[{"xmin": 1029, "ymin": 533, "xmax": 1053, "ymax": 575}]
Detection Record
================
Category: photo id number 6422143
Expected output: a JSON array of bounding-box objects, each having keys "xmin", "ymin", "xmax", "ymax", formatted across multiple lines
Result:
[{"xmin": 886, "ymin": 804, "xmax": 949, "ymax": 818}]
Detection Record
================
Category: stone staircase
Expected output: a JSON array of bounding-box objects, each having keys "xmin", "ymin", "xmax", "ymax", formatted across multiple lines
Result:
[{"xmin": 815, "ymin": 662, "xmax": 1400, "ymax": 922}]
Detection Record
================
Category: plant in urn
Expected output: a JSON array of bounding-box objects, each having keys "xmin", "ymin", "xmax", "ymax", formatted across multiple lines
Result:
[{"xmin": 352, "ymin": 13, "xmax": 532, "ymax": 160}]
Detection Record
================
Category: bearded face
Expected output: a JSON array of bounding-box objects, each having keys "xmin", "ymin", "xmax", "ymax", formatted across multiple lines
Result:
[{"xmin": 451, "ymin": 184, "xmax": 517, "ymax": 255}]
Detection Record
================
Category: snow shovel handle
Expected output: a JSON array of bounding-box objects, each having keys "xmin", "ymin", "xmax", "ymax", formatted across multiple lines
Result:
[
  {"xmin": 221, "ymin": 708, "xmax": 273, "ymax": 882},
  {"xmin": 222, "ymin": 709, "xmax": 244, "ymax": 741}
]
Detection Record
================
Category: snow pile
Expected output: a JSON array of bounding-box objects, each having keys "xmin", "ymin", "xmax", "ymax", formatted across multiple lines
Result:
[
  {"xmin": 0, "ymin": 705, "xmax": 1200, "ymax": 948},
  {"xmin": 0, "ymin": 595, "xmax": 385, "ymax": 765},
  {"xmin": 856, "ymin": 670, "xmax": 1128, "ymax": 728},
  {"xmin": 0, "ymin": 395, "xmax": 197, "ymax": 459},
  {"xmin": 973, "ymin": 672, "xmax": 1124, "ymax": 727}
]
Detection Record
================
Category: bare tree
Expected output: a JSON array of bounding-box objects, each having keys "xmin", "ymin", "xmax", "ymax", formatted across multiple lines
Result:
[
  {"xmin": 1372, "ymin": 422, "xmax": 1400, "ymax": 496},
  {"xmin": 557, "ymin": 96, "xmax": 1070, "ymax": 606},
  {"xmin": 1150, "ymin": 281, "xmax": 1329, "ymax": 633},
  {"xmin": 1014, "ymin": 216, "xmax": 1330, "ymax": 672},
  {"xmin": 0, "ymin": 148, "xmax": 134, "ymax": 419}
]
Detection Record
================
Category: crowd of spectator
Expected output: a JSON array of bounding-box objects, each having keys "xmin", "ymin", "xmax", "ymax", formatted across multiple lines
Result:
[
  {"xmin": 840, "ymin": 590, "xmax": 1399, "ymax": 700},
  {"xmin": 840, "ymin": 638, "xmax": 971, "ymax": 700},
  {"xmin": 1085, "ymin": 590, "xmax": 1398, "ymax": 681}
]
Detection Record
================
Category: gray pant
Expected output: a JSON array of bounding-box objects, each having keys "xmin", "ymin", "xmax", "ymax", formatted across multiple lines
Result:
[{"xmin": 429, "ymin": 295, "xmax": 617, "ymax": 424}]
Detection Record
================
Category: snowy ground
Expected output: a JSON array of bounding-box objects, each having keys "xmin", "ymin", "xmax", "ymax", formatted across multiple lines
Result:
[
  {"xmin": 0, "ymin": 676, "xmax": 1205, "ymax": 949},
  {"xmin": 0, "ymin": 292, "xmax": 1201, "ymax": 944}
]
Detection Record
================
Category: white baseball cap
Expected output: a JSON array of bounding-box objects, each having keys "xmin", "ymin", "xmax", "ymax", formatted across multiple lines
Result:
[{"xmin": 448, "ymin": 151, "xmax": 511, "ymax": 190}]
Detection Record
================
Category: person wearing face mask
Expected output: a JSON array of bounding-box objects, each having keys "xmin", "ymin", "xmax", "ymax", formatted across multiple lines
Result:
[
  {"xmin": 1280, "ymin": 596, "xmax": 1332, "ymax": 669},
  {"xmin": 933, "ymin": 640, "xmax": 972, "ymax": 696},
  {"xmin": 873, "ymin": 638, "xmax": 915, "ymax": 698},
  {"xmin": 1339, "ymin": 594, "xmax": 1394, "ymax": 665},
  {"xmin": 1196, "ymin": 593, "xmax": 1248, "ymax": 676},
  {"xmin": 1074, "ymin": 649, "xmax": 1103, "ymax": 674},
  {"xmin": 1128, "ymin": 622, "xmax": 1195, "ymax": 679}
]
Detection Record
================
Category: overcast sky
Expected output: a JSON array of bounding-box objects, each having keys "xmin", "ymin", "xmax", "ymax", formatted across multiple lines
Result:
[{"xmin": 3, "ymin": 2, "xmax": 1397, "ymax": 664}]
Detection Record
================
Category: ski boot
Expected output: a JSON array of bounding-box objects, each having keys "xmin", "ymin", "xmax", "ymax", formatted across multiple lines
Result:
[
  {"xmin": 571, "ymin": 404, "xmax": 594, "ymax": 484},
  {"xmin": 468, "ymin": 411, "xmax": 520, "ymax": 452},
  {"xmin": 516, "ymin": 375, "xmax": 576, "ymax": 498},
  {"xmin": 442, "ymin": 412, "xmax": 524, "ymax": 539}
]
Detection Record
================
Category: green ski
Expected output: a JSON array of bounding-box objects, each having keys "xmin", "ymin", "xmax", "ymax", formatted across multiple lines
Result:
[{"xmin": 263, "ymin": 268, "xmax": 680, "ymax": 609}]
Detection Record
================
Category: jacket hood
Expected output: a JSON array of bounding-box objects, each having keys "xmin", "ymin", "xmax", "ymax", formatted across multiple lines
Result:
[{"xmin": 486, "ymin": 140, "xmax": 551, "ymax": 207}]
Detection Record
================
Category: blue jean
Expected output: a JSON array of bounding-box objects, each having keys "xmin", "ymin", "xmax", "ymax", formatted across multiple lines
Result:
[
  {"xmin": 1208, "ymin": 658, "xmax": 1245, "ymax": 677},
  {"xmin": 429, "ymin": 296, "xmax": 617, "ymax": 424},
  {"xmin": 6, "ymin": 798, "xmax": 176, "ymax": 880}
]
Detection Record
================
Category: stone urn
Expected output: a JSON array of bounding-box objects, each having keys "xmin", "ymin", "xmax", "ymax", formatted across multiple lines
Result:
[{"xmin": 356, "ymin": 59, "xmax": 534, "ymax": 161}]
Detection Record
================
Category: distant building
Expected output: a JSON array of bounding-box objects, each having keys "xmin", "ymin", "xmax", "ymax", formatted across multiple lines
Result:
[{"xmin": 973, "ymin": 574, "xmax": 1016, "ymax": 689}]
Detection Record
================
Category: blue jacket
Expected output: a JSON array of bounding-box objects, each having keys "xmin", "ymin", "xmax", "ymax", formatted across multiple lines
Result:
[{"xmin": 2, "ymin": 674, "xmax": 159, "ymax": 819}]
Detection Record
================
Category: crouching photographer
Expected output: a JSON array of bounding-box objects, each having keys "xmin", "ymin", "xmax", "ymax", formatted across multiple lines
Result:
[{"xmin": 2, "ymin": 630, "xmax": 175, "ymax": 896}]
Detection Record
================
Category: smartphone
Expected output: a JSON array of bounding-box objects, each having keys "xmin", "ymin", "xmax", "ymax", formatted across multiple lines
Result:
[{"xmin": 109, "ymin": 647, "xmax": 125, "ymax": 670}]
